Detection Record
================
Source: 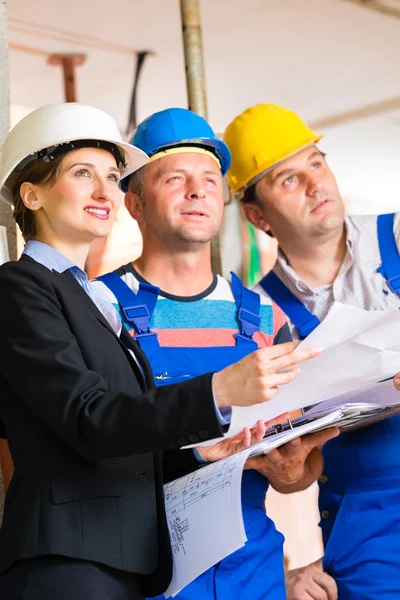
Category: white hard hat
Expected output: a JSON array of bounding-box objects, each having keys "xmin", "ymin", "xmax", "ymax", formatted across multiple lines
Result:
[{"xmin": 0, "ymin": 102, "xmax": 149, "ymax": 204}]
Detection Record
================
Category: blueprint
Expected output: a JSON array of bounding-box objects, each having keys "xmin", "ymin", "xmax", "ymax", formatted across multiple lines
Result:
[{"xmin": 163, "ymin": 451, "xmax": 249, "ymax": 597}]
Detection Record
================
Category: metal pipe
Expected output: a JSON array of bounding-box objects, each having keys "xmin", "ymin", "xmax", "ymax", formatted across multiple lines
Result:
[
  {"xmin": 180, "ymin": 0, "xmax": 223, "ymax": 273},
  {"xmin": 48, "ymin": 53, "xmax": 86, "ymax": 103},
  {"xmin": 180, "ymin": 0, "xmax": 208, "ymax": 118},
  {"xmin": 342, "ymin": 0, "xmax": 400, "ymax": 21}
]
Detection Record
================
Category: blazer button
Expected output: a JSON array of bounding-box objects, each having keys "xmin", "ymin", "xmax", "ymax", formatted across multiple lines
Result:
[
  {"xmin": 321, "ymin": 510, "xmax": 330, "ymax": 519},
  {"xmin": 177, "ymin": 437, "xmax": 187, "ymax": 446},
  {"xmin": 166, "ymin": 441, "xmax": 177, "ymax": 449},
  {"xmin": 188, "ymin": 434, "xmax": 199, "ymax": 444},
  {"xmin": 199, "ymin": 430, "xmax": 209, "ymax": 440},
  {"xmin": 319, "ymin": 475, "xmax": 328, "ymax": 484}
]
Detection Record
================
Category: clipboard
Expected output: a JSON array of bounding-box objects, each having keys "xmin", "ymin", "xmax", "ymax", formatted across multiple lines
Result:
[{"xmin": 247, "ymin": 401, "xmax": 400, "ymax": 457}]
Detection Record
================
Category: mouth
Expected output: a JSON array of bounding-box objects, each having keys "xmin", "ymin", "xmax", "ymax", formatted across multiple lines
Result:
[
  {"xmin": 181, "ymin": 210, "xmax": 209, "ymax": 218},
  {"xmin": 84, "ymin": 206, "xmax": 110, "ymax": 220},
  {"xmin": 311, "ymin": 199, "xmax": 331, "ymax": 213}
]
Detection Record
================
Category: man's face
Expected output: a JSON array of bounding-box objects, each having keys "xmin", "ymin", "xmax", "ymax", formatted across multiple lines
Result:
[
  {"xmin": 127, "ymin": 152, "xmax": 224, "ymax": 247},
  {"xmin": 243, "ymin": 146, "xmax": 345, "ymax": 244}
]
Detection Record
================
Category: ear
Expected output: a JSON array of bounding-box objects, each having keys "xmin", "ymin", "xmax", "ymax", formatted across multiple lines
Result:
[
  {"xmin": 20, "ymin": 182, "xmax": 40, "ymax": 211},
  {"xmin": 125, "ymin": 192, "xmax": 144, "ymax": 224},
  {"xmin": 241, "ymin": 202, "xmax": 271, "ymax": 234}
]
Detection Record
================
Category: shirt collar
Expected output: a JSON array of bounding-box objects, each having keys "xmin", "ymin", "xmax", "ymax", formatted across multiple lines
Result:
[
  {"xmin": 343, "ymin": 215, "xmax": 354, "ymax": 255},
  {"xmin": 23, "ymin": 240, "xmax": 83, "ymax": 275}
]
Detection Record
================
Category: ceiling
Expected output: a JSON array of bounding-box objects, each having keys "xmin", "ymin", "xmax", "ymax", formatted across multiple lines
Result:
[{"xmin": 7, "ymin": 0, "xmax": 400, "ymax": 130}]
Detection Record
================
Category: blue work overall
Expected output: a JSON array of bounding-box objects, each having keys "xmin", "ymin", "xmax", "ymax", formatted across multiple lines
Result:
[
  {"xmin": 98, "ymin": 272, "xmax": 285, "ymax": 600},
  {"xmin": 259, "ymin": 214, "xmax": 400, "ymax": 599}
]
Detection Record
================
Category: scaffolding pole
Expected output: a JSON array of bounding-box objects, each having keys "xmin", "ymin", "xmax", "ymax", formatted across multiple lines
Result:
[{"xmin": 180, "ymin": 0, "xmax": 222, "ymax": 274}]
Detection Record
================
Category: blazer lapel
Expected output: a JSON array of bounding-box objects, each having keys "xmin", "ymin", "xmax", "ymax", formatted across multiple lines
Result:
[
  {"xmin": 56, "ymin": 269, "xmax": 116, "ymax": 333},
  {"xmin": 119, "ymin": 326, "xmax": 155, "ymax": 388}
]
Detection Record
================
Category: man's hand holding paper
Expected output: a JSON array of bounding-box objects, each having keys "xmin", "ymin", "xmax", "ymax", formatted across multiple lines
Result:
[{"xmin": 245, "ymin": 427, "xmax": 339, "ymax": 494}]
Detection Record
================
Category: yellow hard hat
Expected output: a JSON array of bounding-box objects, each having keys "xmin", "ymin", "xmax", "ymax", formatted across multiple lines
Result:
[{"xmin": 223, "ymin": 104, "xmax": 323, "ymax": 195}]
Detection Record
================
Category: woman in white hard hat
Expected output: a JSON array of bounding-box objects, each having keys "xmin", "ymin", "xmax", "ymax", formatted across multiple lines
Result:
[
  {"xmin": 0, "ymin": 102, "xmax": 229, "ymax": 600},
  {"xmin": 0, "ymin": 103, "xmax": 305, "ymax": 600}
]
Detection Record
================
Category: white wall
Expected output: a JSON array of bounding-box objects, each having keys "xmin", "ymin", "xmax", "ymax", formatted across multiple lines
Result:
[{"xmin": 321, "ymin": 110, "xmax": 400, "ymax": 215}]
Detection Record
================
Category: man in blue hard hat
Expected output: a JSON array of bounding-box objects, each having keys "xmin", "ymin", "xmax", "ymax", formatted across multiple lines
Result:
[{"xmin": 93, "ymin": 108, "xmax": 338, "ymax": 600}]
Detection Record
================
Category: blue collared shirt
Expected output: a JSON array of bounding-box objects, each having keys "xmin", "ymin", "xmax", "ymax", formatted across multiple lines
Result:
[
  {"xmin": 23, "ymin": 240, "xmax": 122, "ymax": 334},
  {"xmin": 22, "ymin": 241, "xmax": 229, "ymax": 437}
]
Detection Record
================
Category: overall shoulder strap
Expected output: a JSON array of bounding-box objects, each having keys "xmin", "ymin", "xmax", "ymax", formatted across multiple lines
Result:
[
  {"xmin": 377, "ymin": 214, "xmax": 400, "ymax": 294},
  {"xmin": 259, "ymin": 271, "xmax": 320, "ymax": 340},
  {"xmin": 97, "ymin": 272, "xmax": 161, "ymax": 349},
  {"xmin": 230, "ymin": 272, "xmax": 260, "ymax": 347}
]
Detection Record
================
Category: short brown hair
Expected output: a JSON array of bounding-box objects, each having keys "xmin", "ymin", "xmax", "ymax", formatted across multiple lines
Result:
[
  {"xmin": 241, "ymin": 182, "xmax": 274, "ymax": 237},
  {"xmin": 241, "ymin": 183, "xmax": 262, "ymax": 206},
  {"xmin": 11, "ymin": 156, "xmax": 64, "ymax": 241},
  {"xmin": 126, "ymin": 164, "xmax": 147, "ymax": 205}
]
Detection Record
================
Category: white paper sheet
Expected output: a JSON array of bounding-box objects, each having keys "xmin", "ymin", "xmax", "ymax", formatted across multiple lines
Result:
[
  {"xmin": 163, "ymin": 450, "xmax": 250, "ymax": 598},
  {"xmin": 304, "ymin": 378, "xmax": 400, "ymax": 416},
  {"xmin": 186, "ymin": 303, "xmax": 400, "ymax": 447},
  {"xmin": 228, "ymin": 304, "xmax": 400, "ymax": 436}
]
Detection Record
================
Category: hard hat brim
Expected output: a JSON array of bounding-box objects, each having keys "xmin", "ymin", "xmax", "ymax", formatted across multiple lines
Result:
[
  {"xmin": 147, "ymin": 137, "xmax": 231, "ymax": 176},
  {"xmin": 120, "ymin": 137, "xmax": 231, "ymax": 193},
  {"xmin": 230, "ymin": 134, "xmax": 324, "ymax": 195}
]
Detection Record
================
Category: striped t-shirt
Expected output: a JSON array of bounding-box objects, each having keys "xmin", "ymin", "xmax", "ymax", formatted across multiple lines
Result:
[{"xmin": 92, "ymin": 264, "xmax": 289, "ymax": 349}]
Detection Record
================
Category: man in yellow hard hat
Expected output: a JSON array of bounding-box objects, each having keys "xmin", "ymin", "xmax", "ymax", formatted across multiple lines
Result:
[{"xmin": 224, "ymin": 104, "xmax": 400, "ymax": 600}]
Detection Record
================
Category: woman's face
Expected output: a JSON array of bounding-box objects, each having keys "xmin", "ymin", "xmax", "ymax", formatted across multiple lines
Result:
[{"xmin": 29, "ymin": 147, "xmax": 122, "ymax": 245}]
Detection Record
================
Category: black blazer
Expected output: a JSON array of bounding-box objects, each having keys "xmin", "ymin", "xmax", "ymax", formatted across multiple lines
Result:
[{"xmin": 0, "ymin": 255, "xmax": 223, "ymax": 596}]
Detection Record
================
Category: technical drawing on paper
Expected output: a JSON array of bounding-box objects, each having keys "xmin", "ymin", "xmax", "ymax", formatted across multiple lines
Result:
[{"xmin": 164, "ymin": 456, "xmax": 239, "ymax": 556}]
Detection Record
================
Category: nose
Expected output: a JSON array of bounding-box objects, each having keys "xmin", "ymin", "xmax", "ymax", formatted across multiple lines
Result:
[
  {"xmin": 92, "ymin": 176, "xmax": 112, "ymax": 202},
  {"xmin": 306, "ymin": 171, "xmax": 324, "ymax": 197},
  {"xmin": 186, "ymin": 178, "xmax": 206, "ymax": 200}
]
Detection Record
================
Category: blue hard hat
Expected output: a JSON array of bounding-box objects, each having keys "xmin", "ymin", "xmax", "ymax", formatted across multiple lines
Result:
[{"xmin": 120, "ymin": 108, "xmax": 231, "ymax": 192}]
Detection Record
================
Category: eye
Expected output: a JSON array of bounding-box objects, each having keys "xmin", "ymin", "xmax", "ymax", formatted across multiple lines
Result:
[
  {"xmin": 166, "ymin": 176, "xmax": 182, "ymax": 183},
  {"xmin": 75, "ymin": 168, "xmax": 91, "ymax": 177},
  {"xmin": 311, "ymin": 161, "xmax": 322, "ymax": 170},
  {"xmin": 205, "ymin": 178, "xmax": 217, "ymax": 185},
  {"xmin": 282, "ymin": 175, "xmax": 295, "ymax": 186},
  {"xmin": 108, "ymin": 173, "xmax": 120, "ymax": 183}
]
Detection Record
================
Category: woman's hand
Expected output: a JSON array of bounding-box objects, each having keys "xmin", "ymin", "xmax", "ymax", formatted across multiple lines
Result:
[
  {"xmin": 196, "ymin": 414, "xmax": 289, "ymax": 463},
  {"xmin": 213, "ymin": 342, "xmax": 322, "ymax": 409}
]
